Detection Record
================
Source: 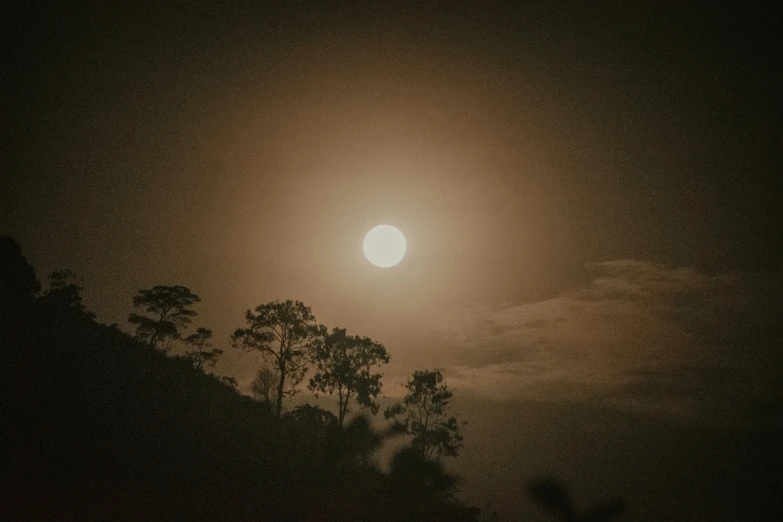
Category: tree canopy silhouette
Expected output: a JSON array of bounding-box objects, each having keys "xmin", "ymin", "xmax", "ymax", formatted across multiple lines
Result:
[
  {"xmin": 128, "ymin": 285, "xmax": 201, "ymax": 350},
  {"xmin": 182, "ymin": 327, "xmax": 222, "ymax": 370},
  {"xmin": 309, "ymin": 326, "xmax": 390, "ymax": 427},
  {"xmin": 1, "ymin": 237, "xmax": 487, "ymax": 521},
  {"xmin": 39, "ymin": 270, "xmax": 94, "ymax": 319},
  {"xmin": 385, "ymin": 368, "xmax": 464, "ymax": 461},
  {"xmin": 528, "ymin": 477, "xmax": 624, "ymax": 522},
  {"xmin": 231, "ymin": 299, "xmax": 318, "ymax": 418}
]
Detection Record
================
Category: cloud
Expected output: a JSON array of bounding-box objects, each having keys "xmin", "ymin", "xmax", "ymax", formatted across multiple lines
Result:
[{"xmin": 434, "ymin": 260, "xmax": 783, "ymax": 426}]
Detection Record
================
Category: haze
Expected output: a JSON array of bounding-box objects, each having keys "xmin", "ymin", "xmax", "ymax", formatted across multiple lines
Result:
[{"xmin": 4, "ymin": 3, "xmax": 781, "ymax": 520}]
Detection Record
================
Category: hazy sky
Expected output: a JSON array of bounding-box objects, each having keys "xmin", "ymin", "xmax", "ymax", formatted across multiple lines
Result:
[{"xmin": 4, "ymin": 3, "xmax": 781, "ymax": 519}]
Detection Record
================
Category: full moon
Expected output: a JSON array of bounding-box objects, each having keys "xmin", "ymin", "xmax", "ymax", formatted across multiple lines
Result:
[{"xmin": 363, "ymin": 225, "xmax": 407, "ymax": 268}]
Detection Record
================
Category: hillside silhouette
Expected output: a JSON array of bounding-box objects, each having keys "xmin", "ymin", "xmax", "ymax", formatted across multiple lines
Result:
[{"xmin": 0, "ymin": 235, "xmax": 482, "ymax": 521}]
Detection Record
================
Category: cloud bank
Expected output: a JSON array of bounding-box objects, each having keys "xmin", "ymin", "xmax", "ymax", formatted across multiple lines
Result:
[{"xmin": 435, "ymin": 260, "xmax": 782, "ymax": 427}]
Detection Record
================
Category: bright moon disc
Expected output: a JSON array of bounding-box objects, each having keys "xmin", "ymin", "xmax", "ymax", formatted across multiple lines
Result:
[{"xmin": 363, "ymin": 225, "xmax": 406, "ymax": 267}]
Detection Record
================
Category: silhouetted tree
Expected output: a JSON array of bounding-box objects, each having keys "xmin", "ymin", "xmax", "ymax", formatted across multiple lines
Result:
[
  {"xmin": 337, "ymin": 414, "xmax": 386, "ymax": 467},
  {"xmin": 309, "ymin": 326, "xmax": 390, "ymax": 427},
  {"xmin": 231, "ymin": 300, "xmax": 317, "ymax": 417},
  {"xmin": 284, "ymin": 404, "xmax": 339, "ymax": 432},
  {"xmin": 389, "ymin": 446, "xmax": 457, "ymax": 498},
  {"xmin": 183, "ymin": 327, "xmax": 222, "ymax": 370},
  {"xmin": 2, "ymin": 237, "xmax": 490, "ymax": 522},
  {"xmin": 40, "ymin": 270, "xmax": 94, "ymax": 318},
  {"xmin": 384, "ymin": 445, "xmax": 481, "ymax": 522},
  {"xmin": 128, "ymin": 285, "xmax": 200, "ymax": 350},
  {"xmin": 282, "ymin": 404, "xmax": 340, "ymax": 462},
  {"xmin": 385, "ymin": 369, "xmax": 464, "ymax": 461}
]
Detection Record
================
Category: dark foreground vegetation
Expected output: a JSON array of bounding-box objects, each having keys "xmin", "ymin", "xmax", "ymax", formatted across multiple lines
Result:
[
  {"xmin": 1, "ymin": 235, "xmax": 489, "ymax": 521},
  {"xmin": 1, "ymin": 235, "xmax": 631, "ymax": 521}
]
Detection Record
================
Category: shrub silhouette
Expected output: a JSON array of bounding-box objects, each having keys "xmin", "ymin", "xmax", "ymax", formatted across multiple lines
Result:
[
  {"xmin": 528, "ymin": 477, "xmax": 624, "ymax": 522},
  {"xmin": 385, "ymin": 368, "xmax": 464, "ymax": 461}
]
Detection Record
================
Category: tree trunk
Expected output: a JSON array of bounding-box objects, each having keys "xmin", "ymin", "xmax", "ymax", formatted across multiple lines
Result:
[{"xmin": 275, "ymin": 359, "xmax": 286, "ymax": 418}]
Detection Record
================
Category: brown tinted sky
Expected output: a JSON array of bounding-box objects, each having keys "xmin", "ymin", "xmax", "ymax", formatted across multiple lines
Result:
[{"xmin": 4, "ymin": 3, "xmax": 782, "ymax": 519}]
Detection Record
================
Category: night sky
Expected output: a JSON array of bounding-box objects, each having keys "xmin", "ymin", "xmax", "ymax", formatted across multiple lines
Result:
[{"xmin": 4, "ymin": 2, "xmax": 782, "ymax": 520}]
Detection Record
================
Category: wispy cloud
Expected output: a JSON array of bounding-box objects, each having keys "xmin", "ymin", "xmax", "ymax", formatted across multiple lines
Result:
[{"xmin": 433, "ymin": 261, "xmax": 782, "ymax": 426}]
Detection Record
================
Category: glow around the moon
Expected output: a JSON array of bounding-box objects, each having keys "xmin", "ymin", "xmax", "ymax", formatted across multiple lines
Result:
[{"xmin": 363, "ymin": 225, "xmax": 406, "ymax": 267}]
